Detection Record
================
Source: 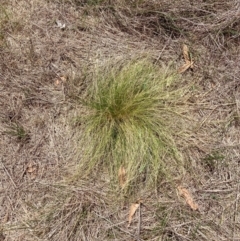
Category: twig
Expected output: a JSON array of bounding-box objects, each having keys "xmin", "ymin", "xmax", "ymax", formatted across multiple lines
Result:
[
  {"xmin": 137, "ymin": 202, "xmax": 141, "ymax": 241},
  {"xmin": 198, "ymin": 189, "xmax": 235, "ymax": 193},
  {"xmin": 232, "ymin": 173, "xmax": 240, "ymax": 240},
  {"xmin": 0, "ymin": 158, "xmax": 17, "ymax": 189},
  {"xmin": 155, "ymin": 34, "xmax": 172, "ymax": 63},
  {"xmin": 94, "ymin": 211, "xmax": 143, "ymax": 241}
]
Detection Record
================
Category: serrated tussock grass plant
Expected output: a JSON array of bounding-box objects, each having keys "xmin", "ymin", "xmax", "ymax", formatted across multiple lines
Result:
[{"xmin": 76, "ymin": 59, "xmax": 189, "ymax": 193}]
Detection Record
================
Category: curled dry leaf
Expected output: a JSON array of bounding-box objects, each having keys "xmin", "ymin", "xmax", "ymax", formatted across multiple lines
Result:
[
  {"xmin": 118, "ymin": 165, "xmax": 126, "ymax": 188},
  {"xmin": 128, "ymin": 202, "xmax": 140, "ymax": 227},
  {"xmin": 178, "ymin": 44, "xmax": 194, "ymax": 74},
  {"xmin": 177, "ymin": 185, "xmax": 199, "ymax": 210}
]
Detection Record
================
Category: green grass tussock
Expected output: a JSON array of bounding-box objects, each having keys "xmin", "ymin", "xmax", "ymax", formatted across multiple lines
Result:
[{"xmin": 76, "ymin": 59, "xmax": 190, "ymax": 192}]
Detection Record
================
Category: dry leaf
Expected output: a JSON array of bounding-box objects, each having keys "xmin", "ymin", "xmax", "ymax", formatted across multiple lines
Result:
[
  {"xmin": 183, "ymin": 44, "xmax": 190, "ymax": 63},
  {"xmin": 27, "ymin": 165, "xmax": 37, "ymax": 173},
  {"xmin": 26, "ymin": 163, "xmax": 37, "ymax": 179},
  {"xmin": 56, "ymin": 20, "xmax": 66, "ymax": 29},
  {"xmin": 178, "ymin": 63, "xmax": 192, "ymax": 74},
  {"xmin": 128, "ymin": 202, "xmax": 140, "ymax": 227},
  {"xmin": 54, "ymin": 76, "xmax": 67, "ymax": 87},
  {"xmin": 54, "ymin": 78, "xmax": 61, "ymax": 86},
  {"xmin": 60, "ymin": 76, "xmax": 67, "ymax": 82},
  {"xmin": 178, "ymin": 44, "xmax": 194, "ymax": 74},
  {"xmin": 177, "ymin": 185, "xmax": 199, "ymax": 210},
  {"xmin": 118, "ymin": 165, "xmax": 126, "ymax": 188}
]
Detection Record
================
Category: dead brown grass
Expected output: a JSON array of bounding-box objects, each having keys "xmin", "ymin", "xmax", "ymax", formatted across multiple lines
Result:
[{"xmin": 0, "ymin": 0, "xmax": 240, "ymax": 240}]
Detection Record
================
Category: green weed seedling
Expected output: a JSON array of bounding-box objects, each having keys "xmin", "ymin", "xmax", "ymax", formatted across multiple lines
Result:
[
  {"xmin": 203, "ymin": 151, "xmax": 225, "ymax": 172},
  {"xmin": 5, "ymin": 123, "xmax": 30, "ymax": 142}
]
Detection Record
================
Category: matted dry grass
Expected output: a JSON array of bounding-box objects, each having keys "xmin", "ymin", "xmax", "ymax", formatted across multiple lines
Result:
[{"xmin": 0, "ymin": 0, "xmax": 240, "ymax": 240}]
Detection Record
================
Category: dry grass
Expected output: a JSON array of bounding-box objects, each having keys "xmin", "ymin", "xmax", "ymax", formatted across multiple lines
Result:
[{"xmin": 0, "ymin": 0, "xmax": 240, "ymax": 240}]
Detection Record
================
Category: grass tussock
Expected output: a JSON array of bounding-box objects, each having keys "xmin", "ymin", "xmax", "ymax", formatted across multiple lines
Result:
[{"xmin": 76, "ymin": 59, "xmax": 190, "ymax": 192}]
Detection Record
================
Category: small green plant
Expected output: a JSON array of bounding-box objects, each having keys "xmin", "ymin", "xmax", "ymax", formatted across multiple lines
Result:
[
  {"xmin": 5, "ymin": 123, "xmax": 30, "ymax": 142},
  {"xmin": 203, "ymin": 151, "xmax": 225, "ymax": 172},
  {"xmin": 76, "ymin": 58, "xmax": 190, "ymax": 192}
]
